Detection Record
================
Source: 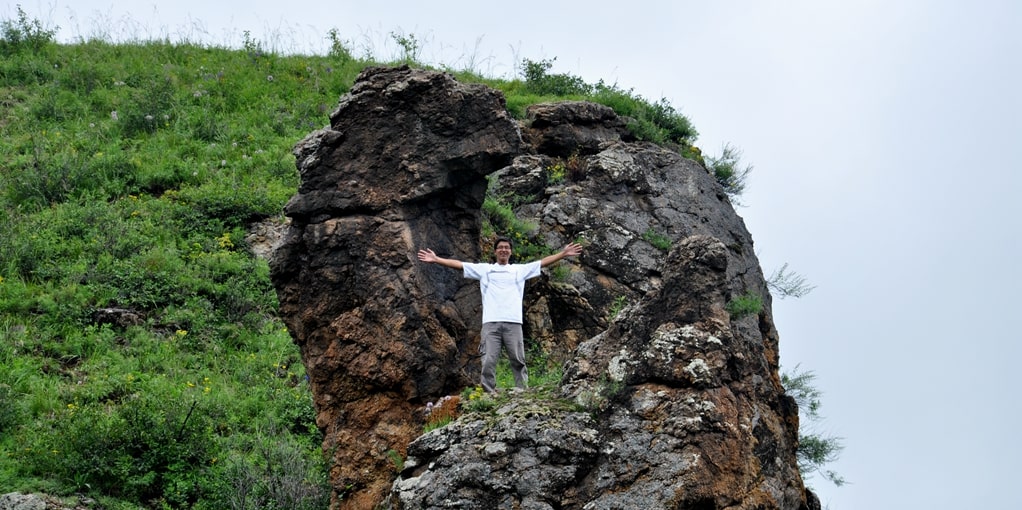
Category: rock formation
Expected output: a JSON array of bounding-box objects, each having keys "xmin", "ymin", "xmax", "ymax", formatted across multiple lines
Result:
[
  {"xmin": 270, "ymin": 65, "xmax": 523, "ymax": 508},
  {"xmin": 270, "ymin": 65, "xmax": 814, "ymax": 509}
]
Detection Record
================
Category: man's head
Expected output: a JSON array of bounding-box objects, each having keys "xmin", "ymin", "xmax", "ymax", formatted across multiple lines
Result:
[{"xmin": 493, "ymin": 237, "xmax": 513, "ymax": 265}]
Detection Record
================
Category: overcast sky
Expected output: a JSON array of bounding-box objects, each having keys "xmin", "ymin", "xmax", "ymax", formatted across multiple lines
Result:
[{"xmin": 12, "ymin": 0, "xmax": 1021, "ymax": 507}]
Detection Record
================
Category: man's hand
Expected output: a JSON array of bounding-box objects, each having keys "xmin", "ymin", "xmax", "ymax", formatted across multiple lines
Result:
[
  {"xmin": 417, "ymin": 248, "xmax": 439, "ymax": 264},
  {"xmin": 561, "ymin": 242, "xmax": 583, "ymax": 258},
  {"xmin": 540, "ymin": 242, "xmax": 584, "ymax": 268},
  {"xmin": 417, "ymin": 248, "xmax": 463, "ymax": 270}
]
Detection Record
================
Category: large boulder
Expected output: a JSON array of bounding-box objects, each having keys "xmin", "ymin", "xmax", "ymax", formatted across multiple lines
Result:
[
  {"xmin": 494, "ymin": 134, "xmax": 776, "ymax": 367},
  {"xmin": 522, "ymin": 100, "xmax": 633, "ymax": 157},
  {"xmin": 0, "ymin": 493, "xmax": 45, "ymax": 510},
  {"xmin": 271, "ymin": 66, "xmax": 810, "ymax": 509},
  {"xmin": 389, "ymin": 235, "xmax": 806, "ymax": 509},
  {"xmin": 270, "ymin": 65, "xmax": 524, "ymax": 509}
]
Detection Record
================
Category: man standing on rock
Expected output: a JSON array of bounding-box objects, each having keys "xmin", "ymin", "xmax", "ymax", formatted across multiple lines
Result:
[{"xmin": 417, "ymin": 237, "xmax": 583, "ymax": 395}]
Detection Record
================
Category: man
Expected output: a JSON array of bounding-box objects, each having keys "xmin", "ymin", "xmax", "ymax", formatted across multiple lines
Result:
[{"xmin": 417, "ymin": 237, "xmax": 583, "ymax": 394}]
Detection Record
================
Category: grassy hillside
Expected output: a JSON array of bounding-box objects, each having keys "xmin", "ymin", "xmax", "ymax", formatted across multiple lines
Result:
[{"xmin": 0, "ymin": 8, "xmax": 699, "ymax": 509}]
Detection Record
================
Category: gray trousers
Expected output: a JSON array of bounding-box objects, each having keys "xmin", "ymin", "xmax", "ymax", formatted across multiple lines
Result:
[{"xmin": 480, "ymin": 321, "xmax": 528, "ymax": 394}]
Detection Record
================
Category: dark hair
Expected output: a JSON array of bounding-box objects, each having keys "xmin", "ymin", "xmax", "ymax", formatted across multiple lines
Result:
[{"xmin": 494, "ymin": 237, "xmax": 513, "ymax": 250}]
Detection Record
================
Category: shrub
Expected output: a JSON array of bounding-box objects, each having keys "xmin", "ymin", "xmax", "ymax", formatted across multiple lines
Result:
[
  {"xmin": 575, "ymin": 373, "xmax": 627, "ymax": 413},
  {"xmin": 206, "ymin": 434, "xmax": 330, "ymax": 510},
  {"xmin": 782, "ymin": 366, "xmax": 846, "ymax": 487},
  {"xmin": 565, "ymin": 152, "xmax": 587, "ymax": 181},
  {"xmin": 386, "ymin": 449, "xmax": 405, "ymax": 473},
  {"xmin": 0, "ymin": 28, "xmax": 343, "ymax": 507},
  {"xmin": 460, "ymin": 386, "xmax": 497, "ymax": 412},
  {"xmin": 607, "ymin": 295, "xmax": 628, "ymax": 321},
  {"xmin": 590, "ymin": 81, "xmax": 698, "ymax": 145},
  {"xmin": 546, "ymin": 160, "xmax": 566, "ymax": 185},
  {"xmin": 171, "ymin": 175, "xmax": 291, "ymax": 226},
  {"xmin": 767, "ymin": 263, "xmax": 817, "ymax": 299},
  {"xmin": 547, "ymin": 153, "xmax": 586, "ymax": 184},
  {"xmin": 642, "ymin": 227, "xmax": 672, "ymax": 251},
  {"xmin": 326, "ymin": 28, "xmax": 353, "ymax": 63},
  {"xmin": 708, "ymin": 143, "xmax": 752, "ymax": 199},
  {"xmin": 549, "ymin": 263, "xmax": 571, "ymax": 282},
  {"xmin": 0, "ymin": 6, "xmax": 57, "ymax": 56},
  {"xmin": 16, "ymin": 394, "xmax": 216, "ymax": 504},
  {"xmin": 726, "ymin": 291, "xmax": 762, "ymax": 319},
  {"xmin": 481, "ymin": 193, "xmax": 554, "ymax": 262},
  {"xmin": 390, "ymin": 31, "xmax": 422, "ymax": 64},
  {"xmin": 522, "ymin": 58, "xmax": 592, "ymax": 96},
  {"xmin": 120, "ymin": 74, "xmax": 177, "ymax": 137}
]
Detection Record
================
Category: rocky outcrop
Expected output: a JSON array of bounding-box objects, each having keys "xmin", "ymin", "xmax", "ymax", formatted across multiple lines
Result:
[
  {"xmin": 522, "ymin": 100, "xmax": 633, "ymax": 157},
  {"xmin": 560, "ymin": 234, "xmax": 803, "ymax": 509},
  {"xmin": 390, "ymin": 236, "xmax": 805, "ymax": 509},
  {"xmin": 0, "ymin": 492, "xmax": 94, "ymax": 510},
  {"xmin": 0, "ymin": 493, "xmax": 44, "ymax": 510},
  {"xmin": 270, "ymin": 65, "xmax": 523, "ymax": 509},
  {"xmin": 270, "ymin": 65, "xmax": 810, "ymax": 509}
]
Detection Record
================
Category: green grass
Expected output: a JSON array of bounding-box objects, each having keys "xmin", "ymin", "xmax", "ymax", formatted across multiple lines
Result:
[
  {"xmin": 493, "ymin": 343, "xmax": 563, "ymax": 390},
  {"xmin": 642, "ymin": 227, "xmax": 672, "ymax": 251},
  {"xmin": 726, "ymin": 291, "xmax": 764, "ymax": 319},
  {"xmin": 0, "ymin": 7, "xmax": 704, "ymax": 508},
  {"xmin": 607, "ymin": 295, "xmax": 629, "ymax": 321}
]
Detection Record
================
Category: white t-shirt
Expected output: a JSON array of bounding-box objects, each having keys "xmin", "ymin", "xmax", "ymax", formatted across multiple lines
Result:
[{"xmin": 462, "ymin": 261, "xmax": 542, "ymax": 324}]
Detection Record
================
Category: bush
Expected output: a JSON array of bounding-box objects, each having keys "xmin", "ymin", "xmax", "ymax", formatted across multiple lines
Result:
[
  {"xmin": 642, "ymin": 227, "xmax": 672, "ymax": 251},
  {"xmin": 205, "ymin": 434, "xmax": 329, "ymax": 510},
  {"xmin": 0, "ymin": 6, "xmax": 57, "ymax": 56},
  {"xmin": 16, "ymin": 394, "xmax": 216, "ymax": 504},
  {"xmin": 767, "ymin": 263, "xmax": 816, "ymax": 299},
  {"xmin": 726, "ymin": 291, "xmax": 762, "ymax": 319},
  {"xmin": 708, "ymin": 143, "xmax": 752, "ymax": 199},
  {"xmin": 590, "ymin": 82, "xmax": 698, "ymax": 145},
  {"xmin": 120, "ymin": 75, "xmax": 177, "ymax": 137},
  {"xmin": 782, "ymin": 366, "xmax": 846, "ymax": 487},
  {"xmin": 607, "ymin": 295, "xmax": 628, "ymax": 321},
  {"xmin": 481, "ymin": 193, "xmax": 555, "ymax": 262},
  {"xmin": 522, "ymin": 58, "xmax": 592, "ymax": 96},
  {"xmin": 170, "ymin": 175, "xmax": 291, "ymax": 226}
]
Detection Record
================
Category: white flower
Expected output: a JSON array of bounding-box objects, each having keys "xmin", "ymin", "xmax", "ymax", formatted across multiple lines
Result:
[{"xmin": 110, "ymin": 111, "xmax": 118, "ymax": 121}]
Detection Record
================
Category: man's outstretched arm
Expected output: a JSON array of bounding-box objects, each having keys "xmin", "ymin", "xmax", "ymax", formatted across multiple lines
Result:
[
  {"xmin": 540, "ymin": 242, "xmax": 583, "ymax": 268},
  {"xmin": 417, "ymin": 248, "xmax": 464, "ymax": 270}
]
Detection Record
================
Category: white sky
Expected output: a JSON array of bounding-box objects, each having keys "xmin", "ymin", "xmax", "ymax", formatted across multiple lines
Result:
[{"xmin": 11, "ymin": 0, "xmax": 1022, "ymax": 508}]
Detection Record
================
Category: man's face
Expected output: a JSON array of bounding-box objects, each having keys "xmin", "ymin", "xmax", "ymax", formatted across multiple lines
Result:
[{"xmin": 495, "ymin": 241, "xmax": 512, "ymax": 265}]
